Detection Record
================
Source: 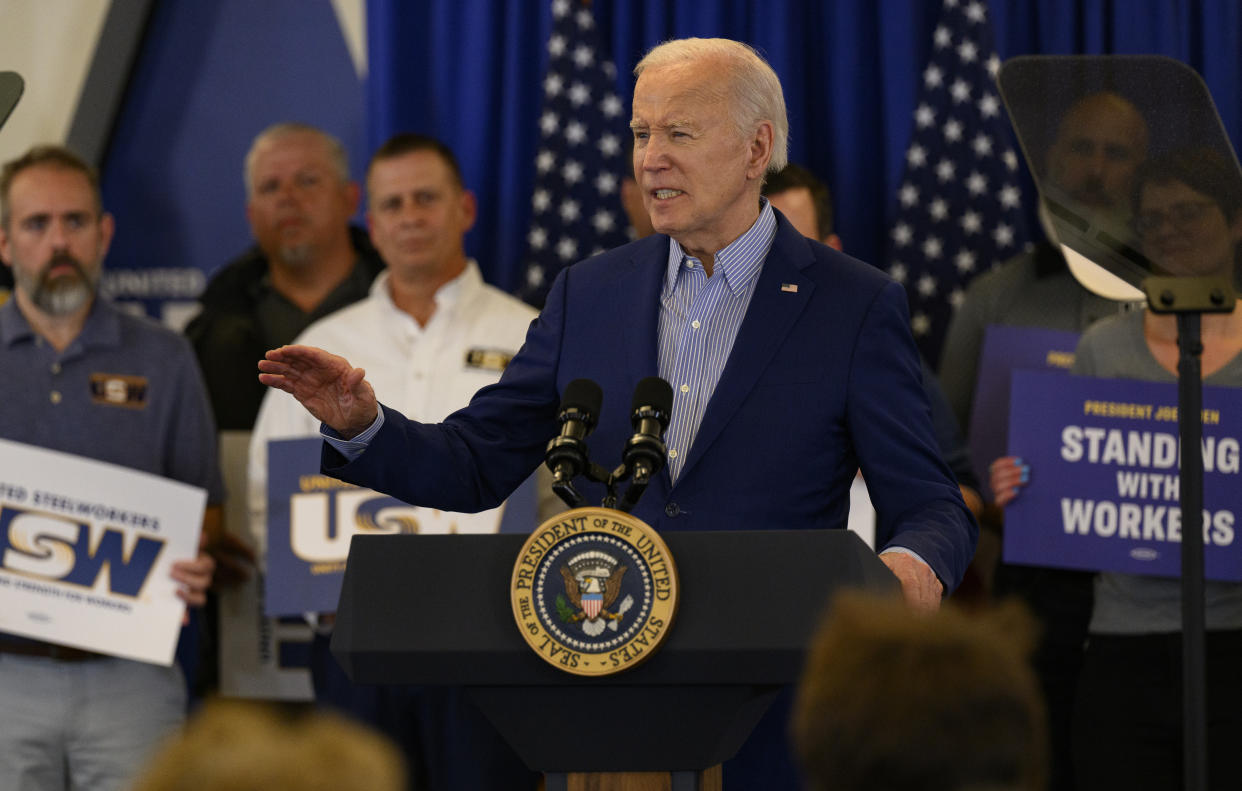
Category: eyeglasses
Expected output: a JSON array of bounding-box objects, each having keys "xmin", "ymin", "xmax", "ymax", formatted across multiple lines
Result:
[{"xmin": 1134, "ymin": 201, "xmax": 1218, "ymax": 235}]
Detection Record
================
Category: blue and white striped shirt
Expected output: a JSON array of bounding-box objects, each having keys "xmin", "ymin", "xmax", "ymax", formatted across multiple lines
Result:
[{"xmin": 658, "ymin": 199, "xmax": 777, "ymax": 482}]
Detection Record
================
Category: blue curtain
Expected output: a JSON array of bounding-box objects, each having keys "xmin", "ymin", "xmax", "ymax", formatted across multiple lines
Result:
[{"xmin": 366, "ymin": 0, "xmax": 1242, "ymax": 294}]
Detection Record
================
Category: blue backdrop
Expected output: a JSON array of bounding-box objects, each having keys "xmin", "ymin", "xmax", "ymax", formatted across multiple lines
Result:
[
  {"xmin": 365, "ymin": 0, "xmax": 1242, "ymax": 295},
  {"xmin": 100, "ymin": 0, "xmax": 367, "ymax": 325},
  {"xmin": 98, "ymin": 1, "xmax": 1242, "ymax": 319}
]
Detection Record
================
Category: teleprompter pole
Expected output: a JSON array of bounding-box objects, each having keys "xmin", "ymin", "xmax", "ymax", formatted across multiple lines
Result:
[
  {"xmin": 1145, "ymin": 275, "xmax": 1234, "ymax": 791},
  {"xmin": 1175, "ymin": 312, "xmax": 1207, "ymax": 791}
]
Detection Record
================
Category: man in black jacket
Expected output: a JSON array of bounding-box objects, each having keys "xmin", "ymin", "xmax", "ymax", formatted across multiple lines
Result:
[
  {"xmin": 183, "ymin": 123, "xmax": 384, "ymax": 703},
  {"xmin": 186, "ymin": 123, "xmax": 384, "ymax": 431}
]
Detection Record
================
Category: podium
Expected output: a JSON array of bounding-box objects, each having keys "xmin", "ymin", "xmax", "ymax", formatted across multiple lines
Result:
[{"xmin": 332, "ymin": 529, "xmax": 898, "ymax": 790}]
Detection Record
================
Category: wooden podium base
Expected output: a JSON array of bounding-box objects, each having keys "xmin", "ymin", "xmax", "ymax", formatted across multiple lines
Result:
[{"xmin": 543, "ymin": 766, "xmax": 722, "ymax": 791}]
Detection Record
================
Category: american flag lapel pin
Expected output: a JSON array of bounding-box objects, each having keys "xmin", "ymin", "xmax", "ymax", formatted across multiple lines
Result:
[{"xmin": 780, "ymin": 283, "xmax": 799, "ymax": 293}]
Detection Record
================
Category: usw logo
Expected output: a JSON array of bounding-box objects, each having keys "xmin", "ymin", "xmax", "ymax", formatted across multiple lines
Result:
[
  {"xmin": 284, "ymin": 489, "xmax": 501, "ymax": 562},
  {"xmin": 288, "ymin": 491, "xmax": 424, "ymax": 563},
  {"xmin": 0, "ymin": 506, "xmax": 164, "ymax": 597}
]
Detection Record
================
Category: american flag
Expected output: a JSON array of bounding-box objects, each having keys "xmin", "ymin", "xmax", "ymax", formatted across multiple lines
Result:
[
  {"xmin": 518, "ymin": 0, "xmax": 631, "ymax": 307},
  {"xmin": 886, "ymin": 0, "xmax": 1030, "ymax": 367}
]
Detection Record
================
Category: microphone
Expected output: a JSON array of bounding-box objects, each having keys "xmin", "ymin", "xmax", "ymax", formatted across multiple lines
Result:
[
  {"xmin": 545, "ymin": 379, "xmax": 603, "ymax": 508},
  {"xmin": 618, "ymin": 377, "xmax": 673, "ymax": 512}
]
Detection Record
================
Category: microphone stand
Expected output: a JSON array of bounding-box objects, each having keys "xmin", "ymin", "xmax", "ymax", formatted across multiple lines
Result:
[
  {"xmin": 547, "ymin": 379, "xmax": 672, "ymax": 513},
  {"xmin": 552, "ymin": 460, "xmax": 614, "ymax": 511},
  {"xmin": 603, "ymin": 460, "xmax": 650, "ymax": 513},
  {"xmin": 1142, "ymin": 273, "xmax": 1235, "ymax": 791},
  {"xmin": 553, "ymin": 443, "xmax": 666, "ymax": 514}
]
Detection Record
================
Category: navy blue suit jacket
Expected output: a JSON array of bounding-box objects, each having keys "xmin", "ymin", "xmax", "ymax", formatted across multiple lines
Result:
[{"xmin": 325, "ymin": 214, "xmax": 976, "ymax": 590}]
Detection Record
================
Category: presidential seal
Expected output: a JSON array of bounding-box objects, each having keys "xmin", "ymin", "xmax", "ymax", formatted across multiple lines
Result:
[{"xmin": 511, "ymin": 507, "xmax": 678, "ymax": 676}]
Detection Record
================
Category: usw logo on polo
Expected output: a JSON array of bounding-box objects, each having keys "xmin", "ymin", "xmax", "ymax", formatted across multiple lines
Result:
[{"xmin": 0, "ymin": 506, "xmax": 164, "ymax": 597}]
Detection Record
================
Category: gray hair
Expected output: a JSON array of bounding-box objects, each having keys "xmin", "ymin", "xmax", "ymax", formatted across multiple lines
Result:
[
  {"xmin": 243, "ymin": 122, "xmax": 350, "ymax": 196},
  {"xmin": 635, "ymin": 38, "xmax": 789, "ymax": 174}
]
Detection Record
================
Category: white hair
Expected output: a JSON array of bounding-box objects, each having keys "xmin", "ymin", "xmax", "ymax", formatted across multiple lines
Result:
[
  {"xmin": 243, "ymin": 122, "xmax": 350, "ymax": 197},
  {"xmin": 635, "ymin": 38, "xmax": 789, "ymax": 174}
]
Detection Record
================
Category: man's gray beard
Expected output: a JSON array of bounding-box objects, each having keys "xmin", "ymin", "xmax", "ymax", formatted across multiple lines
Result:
[
  {"xmin": 277, "ymin": 243, "xmax": 315, "ymax": 268},
  {"xmin": 15, "ymin": 257, "xmax": 99, "ymax": 316}
]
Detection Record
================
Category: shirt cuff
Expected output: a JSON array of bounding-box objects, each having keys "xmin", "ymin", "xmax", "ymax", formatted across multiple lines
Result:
[
  {"xmin": 879, "ymin": 545, "xmax": 931, "ymax": 569},
  {"xmin": 320, "ymin": 408, "xmax": 385, "ymax": 462}
]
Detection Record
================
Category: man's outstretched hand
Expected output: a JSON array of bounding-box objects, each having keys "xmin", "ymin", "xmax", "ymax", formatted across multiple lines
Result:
[{"xmin": 258, "ymin": 345, "xmax": 378, "ymax": 438}]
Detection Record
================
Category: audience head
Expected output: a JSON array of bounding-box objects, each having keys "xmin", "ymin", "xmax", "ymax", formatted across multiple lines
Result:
[
  {"xmin": 243, "ymin": 122, "xmax": 360, "ymax": 268},
  {"xmin": 1045, "ymin": 92, "xmax": 1149, "ymax": 214},
  {"xmin": 630, "ymin": 38, "xmax": 786, "ymax": 261},
  {"xmin": 130, "ymin": 700, "xmax": 406, "ymax": 791},
  {"xmin": 793, "ymin": 592, "xmax": 1046, "ymax": 791},
  {"xmin": 1131, "ymin": 146, "xmax": 1242, "ymax": 279},
  {"xmin": 0, "ymin": 145, "xmax": 113, "ymax": 317},
  {"xmin": 762, "ymin": 163, "xmax": 842, "ymax": 250},
  {"xmin": 366, "ymin": 133, "xmax": 465, "ymax": 191},
  {"xmin": 364, "ymin": 132, "xmax": 476, "ymax": 285}
]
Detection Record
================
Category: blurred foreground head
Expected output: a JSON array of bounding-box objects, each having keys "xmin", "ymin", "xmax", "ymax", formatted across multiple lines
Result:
[
  {"xmin": 793, "ymin": 593, "xmax": 1046, "ymax": 791},
  {"xmin": 131, "ymin": 701, "xmax": 407, "ymax": 791}
]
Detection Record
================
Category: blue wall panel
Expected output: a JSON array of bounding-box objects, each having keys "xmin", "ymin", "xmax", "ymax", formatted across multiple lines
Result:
[{"xmin": 100, "ymin": 0, "xmax": 364, "ymax": 324}]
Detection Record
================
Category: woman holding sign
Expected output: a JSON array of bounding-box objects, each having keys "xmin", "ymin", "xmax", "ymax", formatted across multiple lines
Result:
[{"xmin": 992, "ymin": 147, "xmax": 1242, "ymax": 791}]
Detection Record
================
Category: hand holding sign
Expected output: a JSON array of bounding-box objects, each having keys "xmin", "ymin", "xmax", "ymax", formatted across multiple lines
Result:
[
  {"xmin": 989, "ymin": 456, "xmax": 1030, "ymax": 508},
  {"xmin": 172, "ymin": 544, "xmax": 215, "ymax": 625}
]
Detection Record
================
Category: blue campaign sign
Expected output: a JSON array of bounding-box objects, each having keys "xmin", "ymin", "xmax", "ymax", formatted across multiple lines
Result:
[
  {"xmin": 1004, "ymin": 370, "xmax": 1242, "ymax": 581},
  {"xmin": 967, "ymin": 325, "xmax": 1081, "ymax": 500},
  {"xmin": 265, "ymin": 438, "xmax": 374, "ymax": 616}
]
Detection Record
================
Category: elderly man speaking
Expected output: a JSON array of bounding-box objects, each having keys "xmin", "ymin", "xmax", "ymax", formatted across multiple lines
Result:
[{"xmin": 260, "ymin": 37, "xmax": 976, "ymax": 788}]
